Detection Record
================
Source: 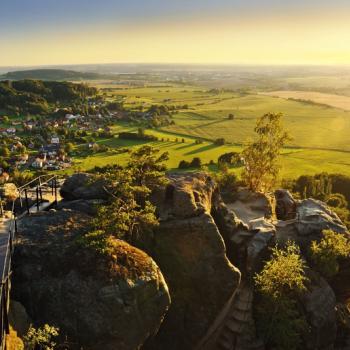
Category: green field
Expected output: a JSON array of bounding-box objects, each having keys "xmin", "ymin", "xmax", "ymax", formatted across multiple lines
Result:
[{"xmin": 75, "ymin": 83, "xmax": 350, "ymax": 179}]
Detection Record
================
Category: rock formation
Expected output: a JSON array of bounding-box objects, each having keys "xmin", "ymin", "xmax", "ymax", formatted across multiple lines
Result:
[
  {"xmin": 12, "ymin": 210, "xmax": 170, "ymax": 350},
  {"xmin": 11, "ymin": 174, "xmax": 350, "ymax": 350}
]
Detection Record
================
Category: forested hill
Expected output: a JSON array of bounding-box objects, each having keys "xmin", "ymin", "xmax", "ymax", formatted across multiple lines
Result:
[
  {"xmin": 0, "ymin": 79, "xmax": 97, "ymax": 115},
  {"xmin": 0, "ymin": 69, "xmax": 108, "ymax": 81}
]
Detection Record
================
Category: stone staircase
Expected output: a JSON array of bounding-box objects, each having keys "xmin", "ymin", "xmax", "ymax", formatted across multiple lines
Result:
[{"xmin": 217, "ymin": 282, "xmax": 264, "ymax": 350}]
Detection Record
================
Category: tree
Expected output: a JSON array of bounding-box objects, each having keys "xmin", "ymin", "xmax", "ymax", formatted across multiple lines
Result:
[
  {"xmin": 310, "ymin": 229, "xmax": 350, "ymax": 279},
  {"xmin": 242, "ymin": 113, "xmax": 290, "ymax": 192},
  {"xmin": 214, "ymin": 138, "xmax": 225, "ymax": 146},
  {"xmin": 254, "ymin": 242, "xmax": 308, "ymax": 350},
  {"xmin": 0, "ymin": 146, "xmax": 10, "ymax": 158},
  {"xmin": 178, "ymin": 160, "xmax": 190, "ymax": 169},
  {"xmin": 190, "ymin": 157, "xmax": 202, "ymax": 168},
  {"xmin": 81, "ymin": 146, "xmax": 169, "ymax": 249},
  {"xmin": 127, "ymin": 145, "xmax": 169, "ymax": 189},
  {"xmin": 64, "ymin": 142, "xmax": 74, "ymax": 154},
  {"xmin": 228, "ymin": 113, "xmax": 234, "ymax": 120}
]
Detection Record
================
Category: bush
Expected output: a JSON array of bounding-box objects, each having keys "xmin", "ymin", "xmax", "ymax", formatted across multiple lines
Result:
[
  {"xmin": 178, "ymin": 160, "xmax": 190, "ymax": 169},
  {"xmin": 254, "ymin": 242, "xmax": 308, "ymax": 350},
  {"xmin": 190, "ymin": 157, "xmax": 202, "ymax": 168},
  {"xmin": 214, "ymin": 138, "xmax": 225, "ymax": 146},
  {"xmin": 217, "ymin": 172, "xmax": 238, "ymax": 199},
  {"xmin": 23, "ymin": 324, "xmax": 59, "ymax": 350},
  {"xmin": 310, "ymin": 229, "xmax": 350, "ymax": 279},
  {"xmin": 326, "ymin": 193, "xmax": 348, "ymax": 208}
]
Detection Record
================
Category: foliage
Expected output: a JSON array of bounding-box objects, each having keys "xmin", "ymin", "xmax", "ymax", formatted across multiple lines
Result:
[
  {"xmin": 254, "ymin": 242, "xmax": 308, "ymax": 350},
  {"xmin": 218, "ymin": 152, "xmax": 241, "ymax": 166},
  {"xmin": 81, "ymin": 146, "xmax": 168, "ymax": 251},
  {"xmin": 216, "ymin": 169, "xmax": 238, "ymax": 200},
  {"xmin": 0, "ymin": 80, "xmax": 96, "ymax": 115},
  {"xmin": 242, "ymin": 113, "xmax": 291, "ymax": 192},
  {"xmin": 6, "ymin": 326, "xmax": 24, "ymax": 350},
  {"xmin": 214, "ymin": 138, "xmax": 225, "ymax": 146},
  {"xmin": 23, "ymin": 324, "xmax": 59, "ymax": 350},
  {"xmin": 310, "ymin": 229, "xmax": 350, "ymax": 279},
  {"xmin": 326, "ymin": 193, "xmax": 348, "ymax": 208},
  {"xmin": 255, "ymin": 243, "xmax": 307, "ymax": 298}
]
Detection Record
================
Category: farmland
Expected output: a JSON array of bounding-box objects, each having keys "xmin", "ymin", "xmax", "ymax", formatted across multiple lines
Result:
[{"xmin": 70, "ymin": 82, "xmax": 350, "ymax": 180}]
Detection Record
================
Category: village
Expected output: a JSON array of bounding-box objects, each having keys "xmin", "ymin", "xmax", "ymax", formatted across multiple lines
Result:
[{"xmin": 0, "ymin": 106, "xmax": 120, "ymax": 182}]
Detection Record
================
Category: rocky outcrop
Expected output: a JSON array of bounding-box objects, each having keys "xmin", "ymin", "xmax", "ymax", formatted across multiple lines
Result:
[
  {"xmin": 12, "ymin": 209, "xmax": 170, "ymax": 350},
  {"xmin": 144, "ymin": 173, "xmax": 241, "ymax": 350},
  {"xmin": 296, "ymin": 198, "xmax": 347, "ymax": 237},
  {"xmin": 275, "ymin": 189, "xmax": 296, "ymax": 220},
  {"xmin": 60, "ymin": 173, "xmax": 108, "ymax": 201},
  {"xmin": 301, "ymin": 269, "xmax": 337, "ymax": 349}
]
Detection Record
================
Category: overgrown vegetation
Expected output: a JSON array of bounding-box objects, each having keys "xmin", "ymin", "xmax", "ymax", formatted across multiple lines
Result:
[
  {"xmin": 310, "ymin": 229, "xmax": 350, "ymax": 279},
  {"xmin": 254, "ymin": 242, "xmax": 308, "ymax": 350},
  {"xmin": 0, "ymin": 79, "xmax": 97, "ymax": 115},
  {"xmin": 79, "ymin": 146, "xmax": 169, "ymax": 254},
  {"xmin": 23, "ymin": 324, "xmax": 59, "ymax": 350}
]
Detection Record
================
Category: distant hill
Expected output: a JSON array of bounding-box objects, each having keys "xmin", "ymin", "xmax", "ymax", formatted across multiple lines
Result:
[{"xmin": 0, "ymin": 69, "xmax": 110, "ymax": 81}]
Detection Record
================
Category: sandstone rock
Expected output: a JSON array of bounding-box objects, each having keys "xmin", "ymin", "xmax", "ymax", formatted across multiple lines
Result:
[
  {"xmin": 56, "ymin": 199, "xmax": 105, "ymax": 215},
  {"xmin": 13, "ymin": 210, "xmax": 170, "ymax": 350},
  {"xmin": 9, "ymin": 301, "xmax": 31, "ymax": 337},
  {"xmin": 144, "ymin": 173, "xmax": 241, "ymax": 350},
  {"xmin": 300, "ymin": 269, "xmax": 337, "ymax": 349},
  {"xmin": 296, "ymin": 198, "xmax": 348, "ymax": 237},
  {"xmin": 60, "ymin": 173, "xmax": 108, "ymax": 201},
  {"xmin": 275, "ymin": 189, "xmax": 297, "ymax": 220},
  {"xmin": 151, "ymin": 172, "xmax": 218, "ymax": 220},
  {"xmin": 226, "ymin": 188, "xmax": 275, "ymax": 226}
]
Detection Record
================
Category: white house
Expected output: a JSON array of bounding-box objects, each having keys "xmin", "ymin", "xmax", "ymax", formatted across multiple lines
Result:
[{"xmin": 51, "ymin": 137, "xmax": 60, "ymax": 144}]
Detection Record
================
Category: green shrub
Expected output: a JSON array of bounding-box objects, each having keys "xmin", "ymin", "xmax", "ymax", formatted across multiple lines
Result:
[
  {"xmin": 254, "ymin": 242, "xmax": 308, "ymax": 350},
  {"xmin": 310, "ymin": 229, "xmax": 350, "ymax": 279},
  {"xmin": 23, "ymin": 324, "xmax": 59, "ymax": 350}
]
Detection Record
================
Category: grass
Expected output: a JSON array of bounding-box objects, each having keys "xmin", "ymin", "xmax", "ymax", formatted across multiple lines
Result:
[
  {"xmin": 66, "ymin": 126, "xmax": 350, "ymax": 180},
  {"xmin": 69, "ymin": 82, "xmax": 350, "ymax": 180}
]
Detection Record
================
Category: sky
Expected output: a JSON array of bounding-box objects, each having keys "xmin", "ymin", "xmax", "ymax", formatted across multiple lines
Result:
[{"xmin": 1, "ymin": 0, "xmax": 350, "ymax": 67}]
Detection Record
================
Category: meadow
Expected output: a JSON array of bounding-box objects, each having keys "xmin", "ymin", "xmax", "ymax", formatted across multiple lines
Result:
[{"xmin": 76, "ymin": 82, "xmax": 350, "ymax": 180}]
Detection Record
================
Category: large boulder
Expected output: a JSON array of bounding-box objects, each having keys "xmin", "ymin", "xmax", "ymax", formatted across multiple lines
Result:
[
  {"xmin": 296, "ymin": 198, "xmax": 348, "ymax": 236},
  {"xmin": 60, "ymin": 173, "xmax": 108, "ymax": 201},
  {"xmin": 275, "ymin": 189, "xmax": 297, "ymax": 220},
  {"xmin": 13, "ymin": 210, "xmax": 170, "ymax": 350},
  {"xmin": 300, "ymin": 269, "xmax": 337, "ymax": 349},
  {"xmin": 145, "ymin": 173, "xmax": 241, "ymax": 350}
]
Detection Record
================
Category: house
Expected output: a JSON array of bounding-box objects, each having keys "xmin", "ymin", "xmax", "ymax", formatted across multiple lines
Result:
[
  {"xmin": 51, "ymin": 136, "xmax": 60, "ymax": 144},
  {"xmin": 32, "ymin": 159, "xmax": 43, "ymax": 169},
  {"xmin": 6, "ymin": 127, "xmax": 16, "ymax": 134}
]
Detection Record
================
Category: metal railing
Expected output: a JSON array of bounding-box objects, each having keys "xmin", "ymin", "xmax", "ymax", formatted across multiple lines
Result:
[{"xmin": 0, "ymin": 175, "xmax": 60, "ymax": 349}]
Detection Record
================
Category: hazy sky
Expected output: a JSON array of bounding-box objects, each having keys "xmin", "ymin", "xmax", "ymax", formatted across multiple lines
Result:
[{"xmin": 1, "ymin": 0, "xmax": 350, "ymax": 66}]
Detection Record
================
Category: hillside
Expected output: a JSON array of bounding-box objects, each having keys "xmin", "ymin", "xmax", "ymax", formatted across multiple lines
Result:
[{"xmin": 0, "ymin": 69, "xmax": 109, "ymax": 81}]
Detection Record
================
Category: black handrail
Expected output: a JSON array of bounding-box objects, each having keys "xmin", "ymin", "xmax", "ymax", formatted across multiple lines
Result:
[{"xmin": 0, "ymin": 175, "xmax": 60, "ymax": 349}]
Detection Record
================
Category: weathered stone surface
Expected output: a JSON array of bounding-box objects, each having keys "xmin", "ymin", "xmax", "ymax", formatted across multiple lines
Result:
[
  {"xmin": 57, "ymin": 199, "xmax": 105, "ymax": 215},
  {"xmin": 144, "ymin": 173, "xmax": 241, "ymax": 350},
  {"xmin": 13, "ymin": 210, "xmax": 170, "ymax": 350},
  {"xmin": 9, "ymin": 301, "xmax": 31, "ymax": 337},
  {"xmin": 60, "ymin": 173, "xmax": 108, "ymax": 201},
  {"xmin": 296, "ymin": 198, "xmax": 348, "ymax": 237},
  {"xmin": 226, "ymin": 188, "xmax": 275, "ymax": 226},
  {"xmin": 275, "ymin": 189, "xmax": 297, "ymax": 220},
  {"xmin": 300, "ymin": 269, "xmax": 337, "ymax": 349},
  {"xmin": 151, "ymin": 172, "xmax": 218, "ymax": 220}
]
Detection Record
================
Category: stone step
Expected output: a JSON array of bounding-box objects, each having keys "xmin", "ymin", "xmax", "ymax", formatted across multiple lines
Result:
[
  {"xmin": 234, "ymin": 299, "xmax": 252, "ymax": 312},
  {"xmin": 218, "ymin": 332, "xmax": 235, "ymax": 350},
  {"xmin": 231, "ymin": 309, "xmax": 253, "ymax": 323},
  {"xmin": 225, "ymin": 318, "xmax": 247, "ymax": 334}
]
